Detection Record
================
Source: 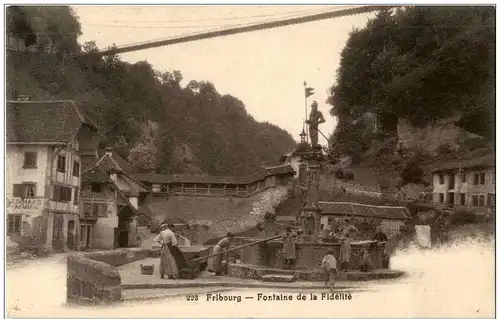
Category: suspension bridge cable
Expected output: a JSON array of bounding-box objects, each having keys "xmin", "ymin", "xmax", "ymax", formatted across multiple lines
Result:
[
  {"xmin": 79, "ymin": 5, "xmax": 390, "ymax": 57},
  {"xmin": 82, "ymin": 7, "xmax": 344, "ymax": 30},
  {"xmin": 83, "ymin": 6, "xmax": 350, "ymax": 25}
]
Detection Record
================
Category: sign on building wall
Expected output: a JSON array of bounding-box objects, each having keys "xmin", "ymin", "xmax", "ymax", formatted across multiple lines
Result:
[{"xmin": 6, "ymin": 197, "xmax": 44, "ymax": 211}]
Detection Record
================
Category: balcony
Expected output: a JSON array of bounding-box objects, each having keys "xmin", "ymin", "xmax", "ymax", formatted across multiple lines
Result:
[
  {"xmin": 81, "ymin": 209, "xmax": 99, "ymax": 220},
  {"xmin": 48, "ymin": 200, "xmax": 79, "ymax": 213}
]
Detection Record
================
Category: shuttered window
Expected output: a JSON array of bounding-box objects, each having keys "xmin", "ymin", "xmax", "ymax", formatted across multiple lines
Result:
[
  {"xmin": 84, "ymin": 203, "xmax": 108, "ymax": 218},
  {"xmin": 73, "ymin": 188, "xmax": 79, "ymax": 204},
  {"xmin": 7, "ymin": 214, "xmax": 22, "ymax": 235},
  {"xmin": 57, "ymin": 155, "xmax": 66, "ymax": 172},
  {"xmin": 13, "ymin": 184, "xmax": 36, "ymax": 198},
  {"xmin": 53, "ymin": 186, "xmax": 72, "ymax": 202},
  {"xmin": 13, "ymin": 184, "xmax": 24, "ymax": 197},
  {"xmin": 73, "ymin": 161, "xmax": 80, "ymax": 177}
]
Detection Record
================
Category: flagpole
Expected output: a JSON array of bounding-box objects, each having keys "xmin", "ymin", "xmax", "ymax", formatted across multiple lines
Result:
[{"xmin": 303, "ymin": 81, "xmax": 309, "ymax": 144}]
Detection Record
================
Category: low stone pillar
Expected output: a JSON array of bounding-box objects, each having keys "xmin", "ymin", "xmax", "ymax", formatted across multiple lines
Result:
[{"xmin": 67, "ymin": 255, "xmax": 121, "ymax": 304}]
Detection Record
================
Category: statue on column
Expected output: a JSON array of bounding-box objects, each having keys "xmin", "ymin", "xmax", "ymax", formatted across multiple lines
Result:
[{"xmin": 306, "ymin": 101, "xmax": 325, "ymax": 147}]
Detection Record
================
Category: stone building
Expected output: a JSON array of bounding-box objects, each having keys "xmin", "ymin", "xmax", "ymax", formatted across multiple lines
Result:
[
  {"xmin": 6, "ymin": 100, "xmax": 99, "ymax": 253},
  {"xmin": 318, "ymin": 201, "xmax": 411, "ymax": 238},
  {"xmin": 431, "ymin": 154, "xmax": 495, "ymax": 213},
  {"xmin": 80, "ymin": 148, "xmax": 149, "ymax": 250}
]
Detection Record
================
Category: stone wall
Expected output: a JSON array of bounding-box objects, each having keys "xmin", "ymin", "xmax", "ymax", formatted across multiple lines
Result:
[
  {"xmin": 239, "ymin": 240, "xmax": 385, "ymax": 271},
  {"xmin": 67, "ymin": 255, "xmax": 121, "ymax": 304},
  {"xmin": 66, "ymin": 248, "xmax": 155, "ymax": 304}
]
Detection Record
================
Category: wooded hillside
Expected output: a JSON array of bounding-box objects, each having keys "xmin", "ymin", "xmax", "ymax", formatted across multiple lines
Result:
[{"xmin": 6, "ymin": 6, "xmax": 296, "ymax": 175}]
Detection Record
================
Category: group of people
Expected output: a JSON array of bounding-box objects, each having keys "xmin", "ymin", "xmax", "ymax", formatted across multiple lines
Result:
[
  {"xmin": 155, "ymin": 219, "xmax": 389, "ymax": 284},
  {"xmin": 281, "ymin": 224, "xmax": 390, "ymax": 287},
  {"xmin": 155, "ymin": 223, "xmax": 235, "ymax": 279}
]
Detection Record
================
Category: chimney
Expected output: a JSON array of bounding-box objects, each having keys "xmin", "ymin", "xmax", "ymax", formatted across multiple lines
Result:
[{"xmin": 105, "ymin": 147, "xmax": 113, "ymax": 158}]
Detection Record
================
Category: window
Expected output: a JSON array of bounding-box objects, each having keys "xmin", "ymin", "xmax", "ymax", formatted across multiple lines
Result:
[
  {"xmin": 439, "ymin": 193, "xmax": 444, "ymax": 203},
  {"xmin": 53, "ymin": 185, "xmax": 72, "ymax": 202},
  {"xmin": 73, "ymin": 188, "xmax": 79, "ymax": 204},
  {"xmin": 471, "ymin": 195, "xmax": 479, "ymax": 207},
  {"xmin": 92, "ymin": 204, "xmax": 99, "ymax": 217},
  {"xmin": 23, "ymin": 152, "xmax": 37, "ymax": 168},
  {"xmin": 480, "ymin": 172, "xmax": 486, "ymax": 185},
  {"xmin": 80, "ymin": 225, "xmax": 86, "ymax": 241},
  {"xmin": 23, "ymin": 183, "xmax": 36, "ymax": 197},
  {"xmin": 449, "ymin": 174, "xmax": 455, "ymax": 189},
  {"xmin": 57, "ymin": 155, "xmax": 66, "ymax": 172},
  {"xmin": 73, "ymin": 161, "xmax": 80, "ymax": 177},
  {"xmin": 478, "ymin": 195, "xmax": 485, "ymax": 207},
  {"xmin": 91, "ymin": 183, "xmax": 101, "ymax": 193},
  {"xmin": 12, "ymin": 183, "xmax": 36, "ymax": 198},
  {"xmin": 461, "ymin": 171, "xmax": 466, "ymax": 183},
  {"xmin": 438, "ymin": 173, "xmax": 444, "ymax": 184},
  {"xmin": 460, "ymin": 193, "xmax": 466, "ymax": 206},
  {"xmin": 487, "ymin": 193, "xmax": 495, "ymax": 206},
  {"xmin": 473, "ymin": 173, "xmax": 479, "ymax": 185},
  {"xmin": 7, "ymin": 214, "xmax": 22, "ymax": 236}
]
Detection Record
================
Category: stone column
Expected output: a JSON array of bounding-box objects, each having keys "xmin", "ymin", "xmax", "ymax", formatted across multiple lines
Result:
[
  {"xmin": 298, "ymin": 162, "xmax": 307, "ymax": 186},
  {"xmin": 128, "ymin": 217, "xmax": 138, "ymax": 247},
  {"xmin": 298, "ymin": 149, "xmax": 324, "ymax": 243}
]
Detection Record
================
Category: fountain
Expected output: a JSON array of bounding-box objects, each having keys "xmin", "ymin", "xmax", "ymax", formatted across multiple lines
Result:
[{"xmin": 222, "ymin": 102, "xmax": 405, "ymax": 282}]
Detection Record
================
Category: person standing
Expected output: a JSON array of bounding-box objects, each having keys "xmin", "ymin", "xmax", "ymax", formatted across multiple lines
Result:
[
  {"xmin": 208, "ymin": 233, "xmax": 234, "ymax": 276},
  {"xmin": 372, "ymin": 226, "xmax": 390, "ymax": 269},
  {"xmin": 154, "ymin": 223, "xmax": 180, "ymax": 279},
  {"xmin": 281, "ymin": 226, "xmax": 297, "ymax": 270},
  {"xmin": 321, "ymin": 248, "xmax": 337, "ymax": 288},
  {"xmin": 373, "ymin": 226, "xmax": 388, "ymax": 242},
  {"xmin": 333, "ymin": 231, "xmax": 352, "ymax": 272}
]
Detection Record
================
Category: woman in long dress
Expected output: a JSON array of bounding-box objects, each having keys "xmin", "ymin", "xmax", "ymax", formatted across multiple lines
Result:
[
  {"xmin": 154, "ymin": 223, "xmax": 180, "ymax": 279},
  {"xmin": 282, "ymin": 227, "xmax": 297, "ymax": 270},
  {"xmin": 333, "ymin": 230, "xmax": 352, "ymax": 272},
  {"xmin": 208, "ymin": 233, "xmax": 234, "ymax": 275}
]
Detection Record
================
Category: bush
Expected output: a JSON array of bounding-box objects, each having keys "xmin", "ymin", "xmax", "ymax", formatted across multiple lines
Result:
[
  {"xmin": 437, "ymin": 144, "xmax": 454, "ymax": 156},
  {"xmin": 400, "ymin": 159, "xmax": 424, "ymax": 185},
  {"xmin": 450, "ymin": 210, "xmax": 478, "ymax": 226},
  {"xmin": 343, "ymin": 170, "xmax": 355, "ymax": 180},
  {"xmin": 334, "ymin": 168, "xmax": 344, "ymax": 179}
]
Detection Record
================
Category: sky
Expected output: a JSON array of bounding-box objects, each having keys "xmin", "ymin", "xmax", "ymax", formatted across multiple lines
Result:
[{"xmin": 72, "ymin": 6, "xmax": 374, "ymax": 144}]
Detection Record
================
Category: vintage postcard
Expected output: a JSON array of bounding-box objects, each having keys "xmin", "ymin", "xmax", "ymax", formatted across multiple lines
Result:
[{"xmin": 4, "ymin": 3, "xmax": 496, "ymax": 318}]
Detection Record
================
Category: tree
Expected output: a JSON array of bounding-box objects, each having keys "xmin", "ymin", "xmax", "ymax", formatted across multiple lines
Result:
[
  {"xmin": 400, "ymin": 159, "xmax": 424, "ymax": 185},
  {"xmin": 329, "ymin": 7, "xmax": 495, "ymax": 141},
  {"xmin": 128, "ymin": 144, "xmax": 156, "ymax": 173},
  {"xmin": 6, "ymin": 5, "xmax": 297, "ymax": 178}
]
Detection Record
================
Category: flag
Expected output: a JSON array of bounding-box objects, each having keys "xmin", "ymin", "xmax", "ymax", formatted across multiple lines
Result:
[{"xmin": 305, "ymin": 87, "xmax": 315, "ymax": 97}]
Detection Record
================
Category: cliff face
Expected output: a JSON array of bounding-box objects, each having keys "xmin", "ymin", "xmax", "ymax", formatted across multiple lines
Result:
[{"xmin": 397, "ymin": 116, "xmax": 486, "ymax": 155}]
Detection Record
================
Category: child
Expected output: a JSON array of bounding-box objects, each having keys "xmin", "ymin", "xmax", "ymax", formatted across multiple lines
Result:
[{"xmin": 321, "ymin": 248, "xmax": 337, "ymax": 288}]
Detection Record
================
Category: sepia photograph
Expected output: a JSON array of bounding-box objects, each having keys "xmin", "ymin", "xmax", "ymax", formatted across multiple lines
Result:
[{"xmin": 4, "ymin": 3, "xmax": 496, "ymax": 318}]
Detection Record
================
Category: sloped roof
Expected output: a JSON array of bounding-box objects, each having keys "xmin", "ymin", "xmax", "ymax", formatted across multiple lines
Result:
[
  {"xmin": 264, "ymin": 164, "xmax": 295, "ymax": 176},
  {"xmin": 132, "ymin": 164, "xmax": 293, "ymax": 185},
  {"xmin": 82, "ymin": 166, "xmax": 110, "ymax": 184},
  {"xmin": 431, "ymin": 154, "xmax": 495, "ymax": 172},
  {"xmin": 6, "ymin": 100, "xmax": 97, "ymax": 143},
  {"xmin": 132, "ymin": 173, "xmax": 258, "ymax": 184},
  {"xmin": 319, "ymin": 201, "xmax": 411, "ymax": 220},
  {"xmin": 96, "ymin": 149, "xmax": 133, "ymax": 173}
]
